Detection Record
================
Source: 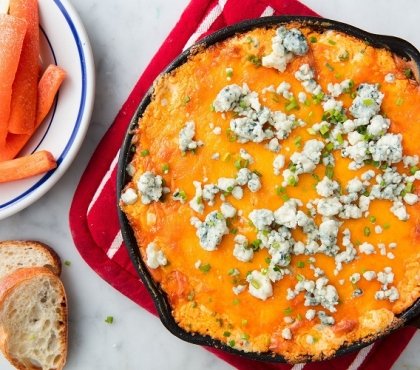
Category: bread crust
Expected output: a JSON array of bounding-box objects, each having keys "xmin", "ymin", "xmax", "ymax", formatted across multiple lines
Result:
[
  {"xmin": 0, "ymin": 267, "xmax": 68, "ymax": 370},
  {"xmin": 0, "ymin": 240, "xmax": 62, "ymax": 276}
]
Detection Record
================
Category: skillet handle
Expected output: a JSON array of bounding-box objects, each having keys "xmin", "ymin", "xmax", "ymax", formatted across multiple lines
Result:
[{"xmin": 408, "ymin": 315, "xmax": 420, "ymax": 329}]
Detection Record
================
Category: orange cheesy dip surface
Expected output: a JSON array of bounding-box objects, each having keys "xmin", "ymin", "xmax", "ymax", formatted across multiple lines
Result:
[{"xmin": 121, "ymin": 23, "xmax": 420, "ymax": 362}]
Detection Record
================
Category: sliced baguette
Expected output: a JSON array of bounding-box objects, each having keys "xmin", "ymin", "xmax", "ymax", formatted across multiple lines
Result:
[
  {"xmin": 0, "ymin": 241, "xmax": 61, "ymax": 279},
  {"xmin": 0, "ymin": 267, "xmax": 67, "ymax": 370}
]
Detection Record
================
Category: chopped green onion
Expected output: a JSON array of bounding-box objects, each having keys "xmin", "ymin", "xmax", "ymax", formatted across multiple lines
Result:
[
  {"xmin": 285, "ymin": 97, "xmax": 300, "ymax": 111},
  {"xmin": 251, "ymin": 239, "xmax": 262, "ymax": 251},
  {"xmin": 326, "ymin": 63, "xmax": 335, "ymax": 72},
  {"xmin": 241, "ymin": 333, "xmax": 250, "ymax": 340},
  {"xmin": 177, "ymin": 190, "xmax": 187, "ymax": 201},
  {"xmin": 162, "ymin": 163, "xmax": 169, "ymax": 173},
  {"xmin": 328, "ymin": 39, "xmax": 336, "ymax": 45},
  {"xmin": 383, "ymin": 223, "xmax": 391, "ymax": 230},
  {"xmin": 369, "ymin": 215, "xmax": 376, "ymax": 223},
  {"xmin": 284, "ymin": 307, "xmax": 293, "ymax": 315},
  {"xmin": 105, "ymin": 316, "xmax": 114, "ymax": 324},
  {"xmin": 234, "ymin": 159, "xmax": 249, "ymax": 169},
  {"xmin": 319, "ymin": 125, "xmax": 329, "ymax": 135},
  {"xmin": 247, "ymin": 54, "xmax": 262, "ymax": 67},
  {"xmin": 313, "ymin": 92, "xmax": 325, "ymax": 104},
  {"xmin": 287, "ymin": 176, "xmax": 298, "ymax": 186},
  {"xmin": 396, "ymin": 97, "xmax": 404, "ymax": 106},
  {"xmin": 226, "ymin": 67, "xmax": 233, "ymax": 78},
  {"xmin": 239, "ymin": 99, "xmax": 248, "ymax": 109},
  {"xmin": 226, "ymin": 128, "xmax": 237, "ymax": 142},
  {"xmin": 336, "ymin": 133, "xmax": 344, "ymax": 144},
  {"xmin": 282, "ymin": 194, "xmax": 290, "ymax": 201},
  {"xmin": 228, "ymin": 268, "xmax": 239, "ymax": 276},
  {"xmin": 288, "ymin": 163, "xmax": 297, "ymax": 172},
  {"xmin": 294, "ymin": 136, "xmax": 302, "ymax": 148},
  {"xmin": 405, "ymin": 182, "xmax": 414, "ymax": 193},
  {"xmin": 223, "ymin": 331, "xmax": 231, "ymax": 337},
  {"xmin": 339, "ymin": 50, "xmax": 349, "ymax": 61},
  {"xmin": 404, "ymin": 68, "xmax": 413, "ymax": 78},
  {"xmin": 275, "ymin": 185, "xmax": 286, "ymax": 195},
  {"xmin": 140, "ymin": 149, "xmax": 150, "ymax": 157},
  {"xmin": 228, "ymin": 340, "xmax": 236, "ymax": 347},
  {"xmin": 363, "ymin": 227, "xmax": 371, "ymax": 237},
  {"xmin": 296, "ymin": 274, "xmax": 305, "ymax": 282},
  {"xmin": 312, "ymin": 173, "xmax": 320, "ymax": 182},
  {"xmin": 409, "ymin": 166, "xmax": 419, "ymax": 175},
  {"xmin": 310, "ymin": 36, "xmax": 317, "ymax": 43},
  {"xmin": 250, "ymin": 279, "xmax": 261, "ymax": 289},
  {"xmin": 326, "ymin": 142, "xmax": 334, "ymax": 152},
  {"xmin": 233, "ymin": 298, "xmax": 240, "ymax": 305},
  {"xmin": 64, "ymin": 260, "xmax": 71, "ymax": 267},
  {"xmin": 363, "ymin": 98, "xmax": 374, "ymax": 106},
  {"xmin": 297, "ymin": 261, "xmax": 305, "ymax": 268},
  {"xmin": 199, "ymin": 263, "xmax": 211, "ymax": 273},
  {"xmin": 183, "ymin": 96, "xmax": 191, "ymax": 104},
  {"xmin": 325, "ymin": 164, "xmax": 334, "ymax": 179}
]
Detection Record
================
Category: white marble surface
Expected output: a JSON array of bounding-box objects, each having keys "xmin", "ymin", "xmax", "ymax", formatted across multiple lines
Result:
[{"xmin": 0, "ymin": 0, "xmax": 419, "ymax": 369}]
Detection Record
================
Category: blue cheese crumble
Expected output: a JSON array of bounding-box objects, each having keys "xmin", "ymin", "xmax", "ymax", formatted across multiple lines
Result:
[
  {"xmin": 247, "ymin": 270, "xmax": 273, "ymax": 300},
  {"xmin": 189, "ymin": 181, "xmax": 204, "ymax": 214},
  {"xmin": 221, "ymin": 202, "xmax": 237, "ymax": 218},
  {"xmin": 190, "ymin": 211, "xmax": 228, "ymax": 251},
  {"xmin": 273, "ymin": 154, "xmax": 285, "ymax": 175},
  {"xmin": 233, "ymin": 235, "xmax": 253, "ymax": 262},
  {"xmin": 319, "ymin": 219, "xmax": 340, "ymax": 252},
  {"xmin": 249, "ymin": 209, "xmax": 274, "ymax": 230},
  {"xmin": 349, "ymin": 83, "xmax": 384, "ymax": 120},
  {"xmin": 274, "ymin": 199, "xmax": 302, "ymax": 228},
  {"xmin": 178, "ymin": 121, "xmax": 203, "ymax": 152},
  {"xmin": 145, "ymin": 242, "xmax": 167, "ymax": 269},
  {"xmin": 316, "ymin": 176, "xmax": 339, "ymax": 197},
  {"xmin": 262, "ymin": 26, "xmax": 308, "ymax": 73},
  {"xmin": 289, "ymin": 139, "xmax": 325, "ymax": 176},
  {"xmin": 370, "ymin": 133, "xmax": 403, "ymax": 164},
  {"xmin": 121, "ymin": 188, "xmax": 138, "ymax": 205},
  {"xmin": 137, "ymin": 172, "xmax": 163, "ymax": 204},
  {"xmin": 295, "ymin": 64, "xmax": 322, "ymax": 95}
]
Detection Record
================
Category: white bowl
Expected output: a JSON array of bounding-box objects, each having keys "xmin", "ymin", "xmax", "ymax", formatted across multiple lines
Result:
[{"xmin": 0, "ymin": 0, "xmax": 95, "ymax": 220}]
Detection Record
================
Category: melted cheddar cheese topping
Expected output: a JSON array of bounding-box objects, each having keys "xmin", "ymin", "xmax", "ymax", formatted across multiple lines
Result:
[{"xmin": 121, "ymin": 24, "xmax": 420, "ymax": 362}]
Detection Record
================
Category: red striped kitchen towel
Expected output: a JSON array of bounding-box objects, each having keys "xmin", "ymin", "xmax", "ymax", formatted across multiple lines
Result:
[{"xmin": 69, "ymin": 0, "xmax": 418, "ymax": 369}]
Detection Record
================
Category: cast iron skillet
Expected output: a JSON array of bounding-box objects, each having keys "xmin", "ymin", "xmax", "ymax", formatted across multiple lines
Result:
[{"xmin": 117, "ymin": 16, "xmax": 420, "ymax": 363}]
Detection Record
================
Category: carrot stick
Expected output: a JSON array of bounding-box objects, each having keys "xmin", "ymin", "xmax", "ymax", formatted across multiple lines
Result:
[
  {"xmin": 0, "ymin": 14, "xmax": 27, "ymax": 144},
  {"xmin": 0, "ymin": 150, "xmax": 56, "ymax": 183},
  {"xmin": 0, "ymin": 64, "xmax": 66, "ymax": 162},
  {"xmin": 36, "ymin": 64, "xmax": 66, "ymax": 124},
  {"xmin": 7, "ymin": 0, "xmax": 39, "ymax": 135}
]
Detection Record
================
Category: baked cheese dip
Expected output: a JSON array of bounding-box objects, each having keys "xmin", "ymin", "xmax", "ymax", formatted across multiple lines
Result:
[{"xmin": 120, "ymin": 23, "xmax": 420, "ymax": 362}]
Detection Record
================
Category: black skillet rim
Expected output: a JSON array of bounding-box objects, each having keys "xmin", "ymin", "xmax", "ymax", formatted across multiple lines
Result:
[{"xmin": 117, "ymin": 15, "xmax": 420, "ymax": 363}]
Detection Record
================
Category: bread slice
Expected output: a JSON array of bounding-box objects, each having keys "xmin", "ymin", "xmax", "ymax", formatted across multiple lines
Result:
[
  {"xmin": 0, "ymin": 241, "xmax": 61, "ymax": 279},
  {"xmin": 0, "ymin": 267, "xmax": 67, "ymax": 370}
]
